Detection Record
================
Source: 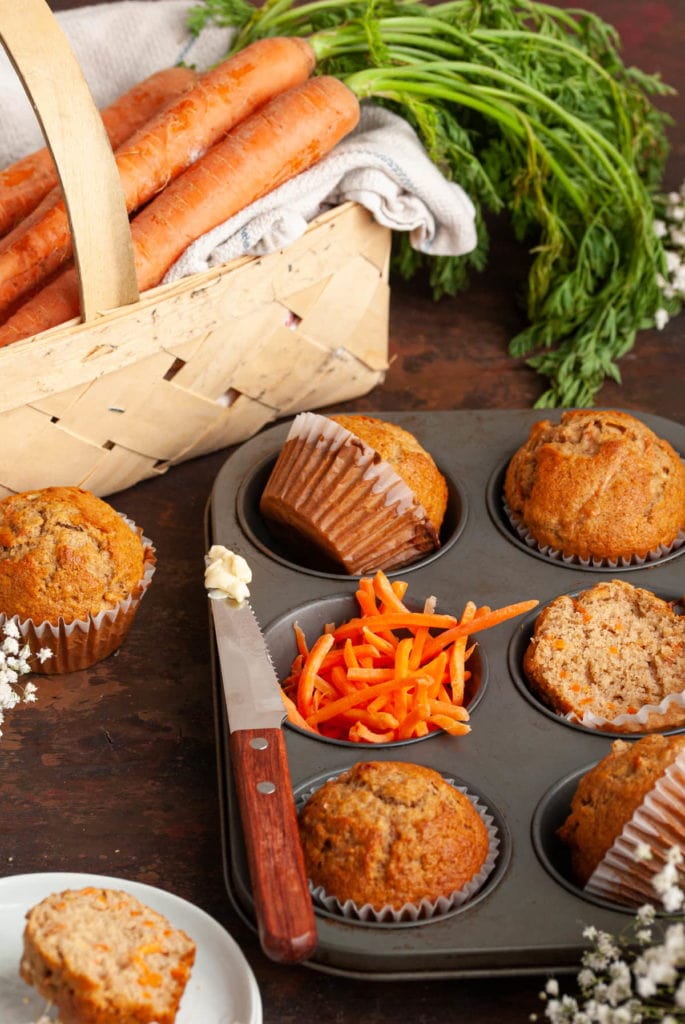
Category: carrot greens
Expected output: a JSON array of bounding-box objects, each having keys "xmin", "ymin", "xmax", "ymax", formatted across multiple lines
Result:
[{"xmin": 189, "ymin": 0, "xmax": 677, "ymax": 407}]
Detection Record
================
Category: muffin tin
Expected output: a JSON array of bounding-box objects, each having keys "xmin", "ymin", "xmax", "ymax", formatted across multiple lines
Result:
[{"xmin": 206, "ymin": 408, "xmax": 685, "ymax": 978}]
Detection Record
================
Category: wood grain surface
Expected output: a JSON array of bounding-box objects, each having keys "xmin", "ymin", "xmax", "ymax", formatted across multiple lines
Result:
[{"xmin": 4, "ymin": 2, "xmax": 684, "ymax": 1021}]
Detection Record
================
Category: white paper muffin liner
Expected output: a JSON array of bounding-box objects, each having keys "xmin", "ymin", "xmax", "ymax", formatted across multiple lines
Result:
[
  {"xmin": 503, "ymin": 499, "xmax": 685, "ymax": 569},
  {"xmin": 566, "ymin": 690, "xmax": 685, "ymax": 733},
  {"xmin": 296, "ymin": 775, "xmax": 500, "ymax": 923},
  {"xmin": 0, "ymin": 517, "xmax": 156, "ymax": 675},
  {"xmin": 260, "ymin": 412, "xmax": 440, "ymax": 574},
  {"xmin": 584, "ymin": 750, "xmax": 685, "ymax": 909}
]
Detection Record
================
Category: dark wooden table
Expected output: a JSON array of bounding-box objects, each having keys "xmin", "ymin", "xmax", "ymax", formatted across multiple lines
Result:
[{"xmin": 4, "ymin": 2, "xmax": 684, "ymax": 1021}]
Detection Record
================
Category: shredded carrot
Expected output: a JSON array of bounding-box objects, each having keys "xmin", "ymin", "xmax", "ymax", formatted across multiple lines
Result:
[{"xmin": 281, "ymin": 570, "xmax": 538, "ymax": 743}]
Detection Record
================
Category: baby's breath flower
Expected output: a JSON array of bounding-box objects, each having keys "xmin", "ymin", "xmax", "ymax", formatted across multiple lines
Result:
[
  {"xmin": 0, "ymin": 621, "xmax": 48, "ymax": 740},
  {"xmin": 637, "ymin": 904, "xmax": 656, "ymax": 926},
  {"xmin": 542, "ymin": 843, "xmax": 685, "ymax": 1024},
  {"xmin": 2, "ymin": 619, "xmax": 19, "ymax": 640}
]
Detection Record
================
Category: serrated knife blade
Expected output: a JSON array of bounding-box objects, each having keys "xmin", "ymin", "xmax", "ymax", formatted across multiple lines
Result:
[
  {"xmin": 209, "ymin": 596, "xmax": 317, "ymax": 964},
  {"xmin": 211, "ymin": 597, "xmax": 285, "ymax": 733}
]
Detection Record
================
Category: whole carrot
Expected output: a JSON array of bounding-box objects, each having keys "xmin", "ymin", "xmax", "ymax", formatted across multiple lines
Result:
[
  {"xmin": 0, "ymin": 36, "xmax": 316, "ymax": 316},
  {"xmin": 0, "ymin": 66, "xmax": 197, "ymax": 239},
  {"xmin": 0, "ymin": 75, "xmax": 360, "ymax": 347}
]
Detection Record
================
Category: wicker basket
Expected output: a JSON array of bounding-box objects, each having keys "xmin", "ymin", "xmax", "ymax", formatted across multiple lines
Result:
[{"xmin": 0, "ymin": 2, "xmax": 390, "ymax": 500}]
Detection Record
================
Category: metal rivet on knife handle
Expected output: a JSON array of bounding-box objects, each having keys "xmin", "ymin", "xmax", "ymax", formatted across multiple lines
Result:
[
  {"xmin": 257, "ymin": 781, "xmax": 276, "ymax": 794},
  {"xmin": 250, "ymin": 737, "xmax": 269, "ymax": 750}
]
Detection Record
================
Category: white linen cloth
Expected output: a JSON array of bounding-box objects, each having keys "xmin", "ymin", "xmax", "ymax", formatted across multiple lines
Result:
[{"xmin": 0, "ymin": 0, "xmax": 477, "ymax": 276}]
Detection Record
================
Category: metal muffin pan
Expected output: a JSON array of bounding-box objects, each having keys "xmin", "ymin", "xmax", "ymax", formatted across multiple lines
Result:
[{"xmin": 207, "ymin": 409, "xmax": 685, "ymax": 979}]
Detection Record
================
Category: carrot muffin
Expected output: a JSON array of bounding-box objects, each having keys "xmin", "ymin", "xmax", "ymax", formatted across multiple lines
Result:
[
  {"xmin": 503, "ymin": 410, "xmax": 685, "ymax": 562},
  {"xmin": 0, "ymin": 486, "xmax": 155, "ymax": 673},
  {"xmin": 558, "ymin": 735, "xmax": 685, "ymax": 900},
  {"xmin": 523, "ymin": 579, "xmax": 685, "ymax": 732},
  {"xmin": 298, "ymin": 760, "xmax": 490, "ymax": 911},
  {"xmin": 20, "ymin": 886, "xmax": 196, "ymax": 1024},
  {"xmin": 260, "ymin": 412, "xmax": 448, "ymax": 574}
]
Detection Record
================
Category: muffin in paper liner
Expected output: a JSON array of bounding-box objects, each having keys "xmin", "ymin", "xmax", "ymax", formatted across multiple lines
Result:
[
  {"xmin": 503, "ymin": 499, "xmax": 685, "ymax": 570},
  {"xmin": 296, "ymin": 775, "xmax": 500, "ymax": 924},
  {"xmin": 259, "ymin": 412, "xmax": 441, "ymax": 574},
  {"xmin": 0, "ymin": 520, "xmax": 156, "ymax": 675},
  {"xmin": 521, "ymin": 580, "xmax": 685, "ymax": 735},
  {"xmin": 584, "ymin": 750, "xmax": 685, "ymax": 909}
]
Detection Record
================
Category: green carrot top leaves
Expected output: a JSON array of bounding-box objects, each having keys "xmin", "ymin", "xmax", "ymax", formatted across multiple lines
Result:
[{"xmin": 189, "ymin": 0, "xmax": 678, "ymax": 407}]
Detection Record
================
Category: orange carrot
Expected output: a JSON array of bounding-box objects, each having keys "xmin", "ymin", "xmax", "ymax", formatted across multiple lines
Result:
[
  {"xmin": 0, "ymin": 73, "xmax": 359, "ymax": 348},
  {"xmin": 0, "ymin": 66, "xmax": 198, "ymax": 240},
  {"xmin": 0, "ymin": 36, "xmax": 316, "ymax": 317},
  {"xmin": 280, "ymin": 570, "xmax": 536, "ymax": 743},
  {"xmin": 421, "ymin": 599, "xmax": 539, "ymax": 661}
]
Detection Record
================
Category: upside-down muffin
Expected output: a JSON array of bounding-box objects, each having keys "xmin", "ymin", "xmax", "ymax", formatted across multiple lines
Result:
[{"xmin": 260, "ymin": 412, "xmax": 448, "ymax": 574}]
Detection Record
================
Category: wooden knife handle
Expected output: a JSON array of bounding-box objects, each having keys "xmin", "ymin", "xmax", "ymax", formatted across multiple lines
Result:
[{"xmin": 229, "ymin": 727, "xmax": 318, "ymax": 963}]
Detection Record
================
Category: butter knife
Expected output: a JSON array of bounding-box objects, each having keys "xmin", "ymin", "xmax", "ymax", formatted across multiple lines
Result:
[{"xmin": 210, "ymin": 596, "xmax": 317, "ymax": 963}]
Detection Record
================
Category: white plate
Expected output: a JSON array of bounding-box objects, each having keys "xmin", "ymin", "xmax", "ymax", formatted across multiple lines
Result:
[{"xmin": 0, "ymin": 871, "xmax": 262, "ymax": 1024}]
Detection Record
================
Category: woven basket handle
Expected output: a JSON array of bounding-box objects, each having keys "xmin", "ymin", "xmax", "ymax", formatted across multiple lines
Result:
[{"xmin": 0, "ymin": 0, "xmax": 140, "ymax": 321}]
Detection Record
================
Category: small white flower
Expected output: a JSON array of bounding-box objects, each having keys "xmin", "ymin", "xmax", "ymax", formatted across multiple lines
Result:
[
  {"xmin": 637, "ymin": 903, "xmax": 656, "ymax": 925},
  {"xmin": 2, "ymin": 619, "xmax": 19, "ymax": 639},
  {"xmin": 634, "ymin": 842, "xmax": 653, "ymax": 862},
  {"xmin": 37, "ymin": 647, "xmax": 53, "ymax": 664},
  {"xmin": 546, "ymin": 979, "xmax": 560, "ymax": 997},
  {"xmin": 654, "ymin": 307, "xmax": 670, "ymax": 330}
]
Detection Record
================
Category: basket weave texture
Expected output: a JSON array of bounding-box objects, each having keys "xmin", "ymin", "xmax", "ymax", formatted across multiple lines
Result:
[
  {"xmin": 0, "ymin": 1, "xmax": 390, "ymax": 499},
  {"xmin": 0, "ymin": 200, "xmax": 390, "ymax": 500}
]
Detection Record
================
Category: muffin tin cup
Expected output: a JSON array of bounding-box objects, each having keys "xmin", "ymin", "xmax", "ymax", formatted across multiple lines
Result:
[
  {"xmin": 487, "ymin": 460, "xmax": 685, "ymax": 572},
  {"xmin": 507, "ymin": 588, "xmax": 685, "ymax": 738},
  {"xmin": 258, "ymin": 412, "xmax": 445, "ymax": 576},
  {"xmin": 294, "ymin": 767, "xmax": 503, "ymax": 925},
  {"xmin": 209, "ymin": 409, "xmax": 685, "ymax": 978},
  {"xmin": 238, "ymin": 453, "xmax": 467, "ymax": 581},
  {"xmin": 584, "ymin": 749, "xmax": 685, "ymax": 909},
  {"xmin": 264, "ymin": 592, "xmax": 486, "ymax": 749},
  {"xmin": 532, "ymin": 755, "xmax": 685, "ymax": 915},
  {"xmin": 2, "ymin": 524, "xmax": 156, "ymax": 675}
]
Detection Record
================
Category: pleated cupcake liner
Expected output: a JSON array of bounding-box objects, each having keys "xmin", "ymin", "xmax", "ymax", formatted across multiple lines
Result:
[
  {"xmin": 566, "ymin": 690, "xmax": 685, "ymax": 734},
  {"xmin": 0, "ymin": 517, "xmax": 156, "ymax": 675},
  {"xmin": 260, "ymin": 412, "xmax": 440, "ymax": 574},
  {"xmin": 503, "ymin": 499, "xmax": 685, "ymax": 570},
  {"xmin": 584, "ymin": 751, "xmax": 685, "ymax": 909},
  {"xmin": 296, "ymin": 775, "xmax": 499, "ymax": 924}
]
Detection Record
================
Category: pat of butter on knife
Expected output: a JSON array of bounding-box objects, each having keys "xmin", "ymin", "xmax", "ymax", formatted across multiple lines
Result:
[{"xmin": 204, "ymin": 544, "xmax": 252, "ymax": 604}]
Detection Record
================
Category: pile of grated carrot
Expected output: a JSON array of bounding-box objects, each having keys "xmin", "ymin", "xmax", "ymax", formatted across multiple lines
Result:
[{"xmin": 281, "ymin": 570, "xmax": 538, "ymax": 743}]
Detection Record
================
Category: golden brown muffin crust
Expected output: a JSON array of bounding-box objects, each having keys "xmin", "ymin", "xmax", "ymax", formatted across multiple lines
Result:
[
  {"xmin": 557, "ymin": 734, "xmax": 685, "ymax": 886},
  {"xmin": 299, "ymin": 760, "xmax": 489, "ymax": 909},
  {"xmin": 0, "ymin": 486, "xmax": 145, "ymax": 624},
  {"xmin": 503, "ymin": 410, "xmax": 685, "ymax": 561},
  {"xmin": 330, "ymin": 415, "xmax": 448, "ymax": 534}
]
